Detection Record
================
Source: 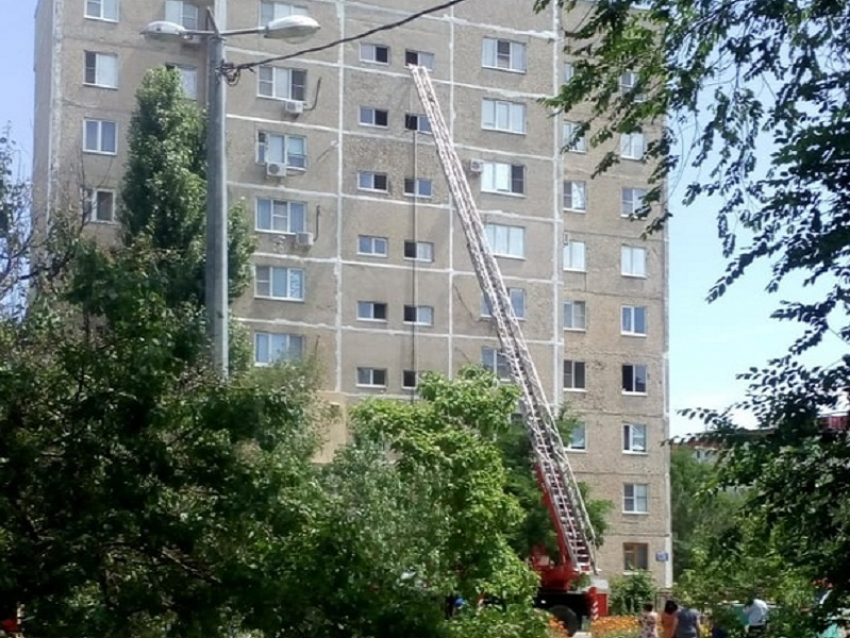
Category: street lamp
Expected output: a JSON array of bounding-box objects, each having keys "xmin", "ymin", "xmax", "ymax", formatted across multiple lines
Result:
[{"xmin": 142, "ymin": 12, "xmax": 320, "ymax": 377}]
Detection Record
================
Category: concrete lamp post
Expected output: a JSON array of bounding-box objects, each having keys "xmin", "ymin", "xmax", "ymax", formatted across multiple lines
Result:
[{"xmin": 141, "ymin": 12, "xmax": 320, "ymax": 377}]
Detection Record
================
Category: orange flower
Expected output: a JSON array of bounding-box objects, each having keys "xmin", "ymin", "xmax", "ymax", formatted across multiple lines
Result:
[{"xmin": 590, "ymin": 615, "xmax": 640, "ymax": 638}]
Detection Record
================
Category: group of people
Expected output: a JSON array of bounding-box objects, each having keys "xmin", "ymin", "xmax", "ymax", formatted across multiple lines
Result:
[{"xmin": 639, "ymin": 597, "xmax": 769, "ymax": 638}]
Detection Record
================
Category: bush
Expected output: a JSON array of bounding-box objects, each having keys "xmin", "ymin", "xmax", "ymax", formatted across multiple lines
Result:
[{"xmin": 609, "ymin": 571, "xmax": 658, "ymax": 615}]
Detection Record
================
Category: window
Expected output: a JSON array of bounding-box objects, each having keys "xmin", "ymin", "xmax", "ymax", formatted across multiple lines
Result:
[
  {"xmin": 357, "ymin": 367, "xmax": 387, "ymax": 387},
  {"xmin": 481, "ymin": 99, "xmax": 526, "ymax": 134},
  {"xmin": 83, "ymin": 188, "xmax": 114, "ymax": 222},
  {"xmin": 621, "ymin": 187, "xmax": 646, "ymax": 217},
  {"xmin": 481, "ymin": 38, "xmax": 527, "ymax": 72},
  {"xmin": 481, "ymin": 162, "xmax": 525, "ymax": 195},
  {"xmin": 563, "ymin": 121, "xmax": 587, "ymax": 153},
  {"xmin": 402, "ymin": 370, "xmax": 420, "ymax": 389},
  {"xmin": 165, "ymin": 0, "xmax": 199, "ymax": 29},
  {"xmin": 403, "ymin": 240, "xmax": 434, "ymax": 262},
  {"xmin": 621, "ymin": 246, "xmax": 647, "ymax": 277},
  {"xmin": 258, "ymin": 66, "xmax": 307, "ymax": 101},
  {"xmin": 85, "ymin": 0, "xmax": 118, "ymax": 21},
  {"xmin": 357, "ymin": 301, "xmax": 388, "ymax": 321},
  {"xmin": 403, "ymin": 178, "xmax": 433, "ymax": 198},
  {"xmin": 563, "ymin": 62, "xmax": 574, "ymax": 82},
  {"xmin": 260, "ymin": 1, "xmax": 307, "ymax": 25},
  {"xmin": 358, "ymin": 171, "xmax": 389, "ymax": 192},
  {"xmin": 403, "ymin": 305, "xmax": 434, "ymax": 326},
  {"xmin": 567, "ymin": 422, "xmax": 586, "ymax": 451},
  {"xmin": 484, "ymin": 223, "xmax": 525, "ymax": 259},
  {"xmin": 623, "ymin": 423, "xmax": 648, "ymax": 453},
  {"xmin": 254, "ymin": 332, "xmax": 304, "ymax": 365},
  {"xmin": 563, "ymin": 239, "xmax": 586, "ymax": 272},
  {"xmin": 624, "ymin": 484, "xmax": 648, "ymax": 513},
  {"xmin": 623, "ymin": 543, "xmax": 649, "ymax": 571},
  {"xmin": 482, "ymin": 347, "xmax": 511, "ymax": 380},
  {"xmin": 405, "ymin": 113, "xmax": 432, "ymax": 133},
  {"xmin": 360, "ymin": 43, "xmax": 390, "ymax": 64},
  {"xmin": 563, "ymin": 181, "xmax": 587, "ymax": 211},
  {"xmin": 83, "ymin": 119, "xmax": 117, "ymax": 154},
  {"xmin": 405, "ymin": 49, "xmax": 434, "ymax": 69},
  {"xmin": 257, "ymin": 132, "xmax": 306, "ymax": 168},
  {"xmin": 621, "ymin": 305, "xmax": 647, "ymax": 336},
  {"xmin": 359, "ymin": 107, "xmax": 389, "ymax": 127},
  {"xmin": 619, "ymin": 71, "xmax": 645, "ymax": 102},
  {"xmin": 255, "ymin": 265, "xmax": 305, "ymax": 301},
  {"xmin": 564, "ymin": 300, "xmax": 586, "ymax": 331},
  {"xmin": 481, "ymin": 288, "xmax": 526, "ymax": 319},
  {"xmin": 563, "ymin": 360, "xmax": 586, "ymax": 390},
  {"xmin": 620, "ymin": 132, "xmax": 646, "ymax": 160},
  {"xmin": 358, "ymin": 235, "xmax": 388, "ymax": 257},
  {"xmin": 166, "ymin": 64, "xmax": 198, "ymax": 99},
  {"xmin": 255, "ymin": 198, "xmax": 306, "ymax": 234},
  {"xmin": 84, "ymin": 52, "xmax": 117, "ymax": 88},
  {"xmin": 622, "ymin": 364, "xmax": 648, "ymax": 394}
]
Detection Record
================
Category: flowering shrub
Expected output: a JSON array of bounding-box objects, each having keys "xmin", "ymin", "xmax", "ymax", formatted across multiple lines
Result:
[{"xmin": 590, "ymin": 615, "xmax": 640, "ymax": 638}]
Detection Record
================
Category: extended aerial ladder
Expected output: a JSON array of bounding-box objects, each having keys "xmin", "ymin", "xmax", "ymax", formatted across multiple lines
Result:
[{"xmin": 408, "ymin": 65, "xmax": 602, "ymax": 631}]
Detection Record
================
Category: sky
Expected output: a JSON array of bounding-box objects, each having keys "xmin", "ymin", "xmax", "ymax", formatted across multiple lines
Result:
[{"xmin": 3, "ymin": 0, "xmax": 835, "ymax": 438}]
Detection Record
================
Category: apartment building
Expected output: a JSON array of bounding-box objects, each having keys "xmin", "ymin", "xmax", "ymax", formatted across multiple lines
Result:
[{"xmin": 33, "ymin": 0, "xmax": 672, "ymax": 586}]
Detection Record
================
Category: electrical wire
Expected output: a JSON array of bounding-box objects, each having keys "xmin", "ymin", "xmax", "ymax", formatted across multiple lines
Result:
[{"xmin": 226, "ymin": 0, "xmax": 472, "ymax": 78}]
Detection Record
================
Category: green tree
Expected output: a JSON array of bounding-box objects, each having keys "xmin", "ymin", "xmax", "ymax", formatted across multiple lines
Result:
[
  {"xmin": 119, "ymin": 68, "xmax": 253, "ymax": 309},
  {"xmin": 609, "ymin": 571, "xmax": 657, "ymax": 615}
]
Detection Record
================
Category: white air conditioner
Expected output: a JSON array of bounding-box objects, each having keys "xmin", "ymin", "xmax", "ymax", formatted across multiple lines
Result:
[
  {"xmin": 468, "ymin": 159, "xmax": 485, "ymax": 174},
  {"xmin": 283, "ymin": 100, "xmax": 304, "ymax": 115},
  {"xmin": 266, "ymin": 162, "xmax": 287, "ymax": 177},
  {"xmin": 295, "ymin": 232, "xmax": 315, "ymax": 247}
]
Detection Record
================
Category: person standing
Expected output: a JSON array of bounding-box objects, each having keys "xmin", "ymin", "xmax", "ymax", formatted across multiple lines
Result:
[
  {"xmin": 661, "ymin": 601, "xmax": 679, "ymax": 638},
  {"xmin": 674, "ymin": 603, "xmax": 702, "ymax": 638},
  {"xmin": 744, "ymin": 597, "xmax": 769, "ymax": 635},
  {"xmin": 641, "ymin": 603, "xmax": 660, "ymax": 638}
]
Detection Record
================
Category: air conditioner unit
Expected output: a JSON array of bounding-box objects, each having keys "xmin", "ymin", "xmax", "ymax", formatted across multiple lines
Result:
[
  {"xmin": 295, "ymin": 232, "xmax": 315, "ymax": 247},
  {"xmin": 468, "ymin": 159, "xmax": 485, "ymax": 174},
  {"xmin": 283, "ymin": 100, "xmax": 304, "ymax": 115},
  {"xmin": 266, "ymin": 162, "xmax": 287, "ymax": 177}
]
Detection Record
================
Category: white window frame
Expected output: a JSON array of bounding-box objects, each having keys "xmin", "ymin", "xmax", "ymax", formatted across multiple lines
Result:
[
  {"xmin": 481, "ymin": 99, "xmax": 526, "ymax": 134},
  {"xmin": 165, "ymin": 0, "xmax": 199, "ymax": 30},
  {"xmin": 621, "ymin": 305, "xmax": 647, "ymax": 336},
  {"xmin": 357, "ymin": 367, "xmax": 387, "ymax": 388},
  {"xmin": 259, "ymin": 1, "xmax": 307, "ymax": 25},
  {"xmin": 482, "ymin": 347, "xmax": 511, "ymax": 380},
  {"xmin": 359, "ymin": 106, "xmax": 389, "ymax": 128},
  {"xmin": 623, "ymin": 543, "xmax": 650, "ymax": 572},
  {"xmin": 83, "ymin": 188, "xmax": 115, "ymax": 223},
  {"xmin": 621, "ymin": 246, "xmax": 647, "ymax": 277},
  {"xmin": 623, "ymin": 423, "xmax": 648, "ymax": 454},
  {"xmin": 85, "ymin": 0, "xmax": 118, "ymax": 21},
  {"xmin": 357, "ymin": 301, "xmax": 388, "ymax": 322},
  {"xmin": 564, "ymin": 300, "xmax": 586, "ymax": 331},
  {"xmin": 563, "ymin": 359, "xmax": 586, "ymax": 391},
  {"xmin": 619, "ymin": 71, "xmax": 646, "ymax": 102},
  {"xmin": 404, "ymin": 113, "xmax": 432, "ymax": 134},
  {"xmin": 257, "ymin": 132, "xmax": 306, "ymax": 169},
  {"xmin": 254, "ymin": 331, "xmax": 304, "ymax": 366},
  {"xmin": 621, "ymin": 187, "xmax": 647, "ymax": 217},
  {"xmin": 83, "ymin": 118, "xmax": 117, "ymax": 155},
  {"xmin": 623, "ymin": 483, "xmax": 649, "ymax": 514},
  {"xmin": 566, "ymin": 422, "xmax": 587, "ymax": 451},
  {"xmin": 484, "ymin": 223, "xmax": 525, "ymax": 259},
  {"xmin": 622, "ymin": 364, "xmax": 648, "ymax": 395},
  {"xmin": 481, "ymin": 38, "xmax": 527, "ymax": 73},
  {"xmin": 403, "ymin": 305, "xmax": 434, "ymax": 326},
  {"xmin": 254, "ymin": 265, "xmax": 305, "ymax": 301},
  {"xmin": 403, "ymin": 178, "xmax": 433, "ymax": 199},
  {"xmin": 255, "ymin": 198, "xmax": 307, "ymax": 235},
  {"xmin": 403, "ymin": 240, "xmax": 434, "ymax": 262},
  {"xmin": 357, "ymin": 171, "xmax": 389, "ymax": 192},
  {"xmin": 563, "ymin": 239, "xmax": 586, "ymax": 272},
  {"xmin": 84, "ymin": 51, "xmax": 118, "ymax": 88},
  {"xmin": 563, "ymin": 62, "xmax": 575, "ymax": 83},
  {"xmin": 405, "ymin": 49, "xmax": 435, "ymax": 70},
  {"xmin": 620, "ymin": 132, "xmax": 646, "ymax": 160},
  {"xmin": 481, "ymin": 288, "xmax": 526, "ymax": 320},
  {"xmin": 166, "ymin": 64, "xmax": 198, "ymax": 99},
  {"xmin": 481, "ymin": 162, "xmax": 525, "ymax": 195},
  {"xmin": 563, "ymin": 180, "xmax": 587, "ymax": 212},
  {"xmin": 360, "ymin": 43, "xmax": 390, "ymax": 65},
  {"xmin": 563, "ymin": 121, "xmax": 587, "ymax": 153},
  {"xmin": 357, "ymin": 235, "xmax": 388, "ymax": 257},
  {"xmin": 257, "ymin": 66, "xmax": 307, "ymax": 102}
]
